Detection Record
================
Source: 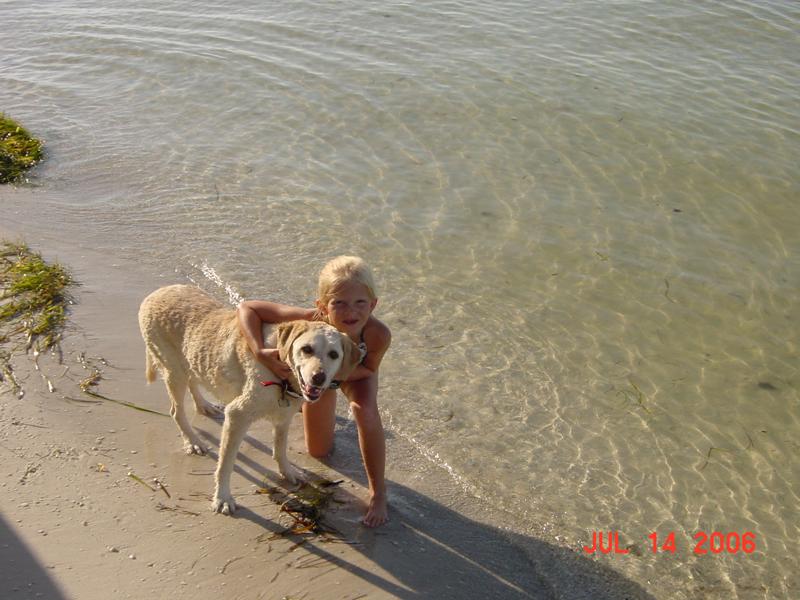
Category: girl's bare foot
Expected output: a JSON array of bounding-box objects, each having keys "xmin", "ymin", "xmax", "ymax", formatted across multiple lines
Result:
[{"xmin": 362, "ymin": 492, "xmax": 388, "ymax": 528}]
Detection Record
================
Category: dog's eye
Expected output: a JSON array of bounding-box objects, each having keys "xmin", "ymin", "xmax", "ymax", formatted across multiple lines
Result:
[
  {"xmin": 328, "ymin": 350, "xmax": 339, "ymax": 360},
  {"xmin": 300, "ymin": 345, "xmax": 314, "ymax": 355}
]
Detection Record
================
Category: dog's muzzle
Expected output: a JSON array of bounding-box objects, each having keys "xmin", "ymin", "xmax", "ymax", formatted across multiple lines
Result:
[{"xmin": 296, "ymin": 368, "xmax": 327, "ymax": 402}]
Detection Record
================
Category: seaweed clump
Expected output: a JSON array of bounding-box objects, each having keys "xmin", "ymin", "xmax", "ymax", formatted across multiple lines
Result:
[
  {"xmin": 257, "ymin": 478, "xmax": 344, "ymax": 538},
  {"xmin": 0, "ymin": 242, "xmax": 73, "ymax": 392},
  {"xmin": 0, "ymin": 113, "xmax": 43, "ymax": 184}
]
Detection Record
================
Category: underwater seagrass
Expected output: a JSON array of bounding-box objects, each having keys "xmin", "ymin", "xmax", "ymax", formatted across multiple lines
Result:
[{"xmin": 0, "ymin": 113, "xmax": 43, "ymax": 184}]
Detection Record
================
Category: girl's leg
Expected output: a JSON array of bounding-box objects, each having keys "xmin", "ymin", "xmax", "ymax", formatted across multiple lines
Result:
[
  {"xmin": 342, "ymin": 374, "xmax": 388, "ymax": 527},
  {"xmin": 302, "ymin": 388, "xmax": 337, "ymax": 458}
]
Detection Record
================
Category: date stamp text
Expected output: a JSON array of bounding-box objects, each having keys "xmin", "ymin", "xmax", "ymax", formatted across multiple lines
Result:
[{"xmin": 583, "ymin": 531, "xmax": 757, "ymax": 555}]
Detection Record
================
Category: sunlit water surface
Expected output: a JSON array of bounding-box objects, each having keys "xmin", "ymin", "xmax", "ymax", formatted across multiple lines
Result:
[{"xmin": 2, "ymin": 1, "xmax": 798, "ymax": 597}]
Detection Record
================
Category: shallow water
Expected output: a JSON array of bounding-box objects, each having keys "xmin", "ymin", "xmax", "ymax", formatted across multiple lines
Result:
[{"xmin": 2, "ymin": 1, "xmax": 798, "ymax": 597}]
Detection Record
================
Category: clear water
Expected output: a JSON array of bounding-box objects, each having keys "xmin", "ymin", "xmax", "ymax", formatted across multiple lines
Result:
[{"xmin": 2, "ymin": 1, "xmax": 798, "ymax": 597}]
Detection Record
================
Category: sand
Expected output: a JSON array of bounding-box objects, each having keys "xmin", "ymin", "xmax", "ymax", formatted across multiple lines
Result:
[{"xmin": 0, "ymin": 228, "xmax": 655, "ymax": 600}]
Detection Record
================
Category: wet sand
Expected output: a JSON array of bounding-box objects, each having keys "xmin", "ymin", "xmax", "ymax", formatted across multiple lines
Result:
[{"xmin": 0, "ymin": 228, "xmax": 655, "ymax": 599}]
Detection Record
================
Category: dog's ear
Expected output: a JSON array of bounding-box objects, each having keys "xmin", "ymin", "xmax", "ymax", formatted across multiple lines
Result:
[
  {"xmin": 335, "ymin": 335, "xmax": 362, "ymax": 381},
  {"xmin": 276, "ymin": 321, "xmax": 310, "ymax": 364}
]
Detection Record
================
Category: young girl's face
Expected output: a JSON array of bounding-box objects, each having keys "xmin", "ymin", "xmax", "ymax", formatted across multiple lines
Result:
[{"xmin": 317, "ymin": 280, "xmax": 377, "ymax": 338}]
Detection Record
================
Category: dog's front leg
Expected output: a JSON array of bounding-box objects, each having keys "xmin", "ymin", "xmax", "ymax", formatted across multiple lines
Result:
[
  {"xmin": 212, "ymin": 402, "xmax": 252, "ymax": 515},
  {"xmin": 273, "ymin": 416, "xmax": 302, "ymax": 485}
]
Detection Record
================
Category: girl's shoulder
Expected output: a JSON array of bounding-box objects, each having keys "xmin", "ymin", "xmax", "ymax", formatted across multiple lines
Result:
[{"xmin": 364, "ymin": 315, "xmax": 391, "ymax": 350}]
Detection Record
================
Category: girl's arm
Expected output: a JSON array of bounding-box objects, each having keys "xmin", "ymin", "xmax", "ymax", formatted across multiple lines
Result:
[
  {"xmin": 237, "ymin": 300, "xmax": 315, "ymax": 378},
  {"xmin": 346, "ymin": 318, "xmax": 391, "ymax": 382},
  {"xmin": 239, "ymin": 300, "xmax": 315, "ymax": 326}
]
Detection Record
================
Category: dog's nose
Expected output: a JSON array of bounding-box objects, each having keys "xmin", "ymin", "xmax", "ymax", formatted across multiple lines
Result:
[{"xmin": 311, "ymin": 371, "xmax": 326, "ymax": 386}]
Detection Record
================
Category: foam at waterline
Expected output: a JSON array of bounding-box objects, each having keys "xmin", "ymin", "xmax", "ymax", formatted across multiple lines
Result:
[
  {"xmin": 381, "ymin": 409, "xmax": 483, "ymax": 501},
  {"xmin": 188, "ymin": 261, "xmax": 245, "ymax": 307}
]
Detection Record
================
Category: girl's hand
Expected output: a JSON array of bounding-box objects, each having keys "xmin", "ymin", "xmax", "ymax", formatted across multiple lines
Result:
[{"xmin": 255, "ymin": 348, "xmax": 292, "ymax": 380}]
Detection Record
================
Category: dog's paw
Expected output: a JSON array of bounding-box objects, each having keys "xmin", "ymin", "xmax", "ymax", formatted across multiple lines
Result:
[
  {"xmin": 184, "ymin": 441, "xmax": 206, "ymax": 456},
  {"xmin": 279, "ymin": 464, "xmax": 303, "ymax": 486},
  {"xmin": 211, "ymin": 494, "xmax": 237, "ymax": 516}
]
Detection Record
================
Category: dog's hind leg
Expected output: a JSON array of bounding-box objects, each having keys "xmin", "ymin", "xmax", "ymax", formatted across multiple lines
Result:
[
  {"xmin": 212, "ymin": 401, "xmax": 253, "ymax": 515},
  {"xmin": 165, "ymin": 371, "xmax": 206, "ymax": 455},
  {"xmin": 188, "ymin": 380, "xmax": 225, "ymax": 419}
]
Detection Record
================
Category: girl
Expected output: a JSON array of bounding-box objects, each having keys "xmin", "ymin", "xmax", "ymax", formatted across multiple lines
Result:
[{"xmin": 237, "ymin": 256, "xmax": 391, "ymax": 527}]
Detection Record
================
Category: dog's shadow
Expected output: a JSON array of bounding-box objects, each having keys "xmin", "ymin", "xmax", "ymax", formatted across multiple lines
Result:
[
  {"xmin": 194, "ymin": 415, "xmax": 377, "ymax": 491},
  {"xmin": 195, "ymin": 425, "xmax": 280, "ymax": 488},
  {"xmin": 191, "ymin": 416, "xmax": 655, "ymax": 600}
]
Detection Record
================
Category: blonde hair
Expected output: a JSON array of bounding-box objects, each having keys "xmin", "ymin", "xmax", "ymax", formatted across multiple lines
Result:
[
  {"xmin": 312, "ymin": 256, "xmax": 377, "ymax": 322},
  {"xmin": 317, "ymin": 255, "xmax": 377, "ymax": 303}
]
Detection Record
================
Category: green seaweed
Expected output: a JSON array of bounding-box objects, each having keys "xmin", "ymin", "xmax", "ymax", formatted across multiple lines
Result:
[
  {"xmin": 0, "ymin": 242, "xmax": 73, "ymax": 396},
  {"xmin": 0, "ymin": 241, "xmax": 72, "ymax": 352},
  {"xmin": 0, "ymin": 114, "xmax": 43, "ymax": 184}
]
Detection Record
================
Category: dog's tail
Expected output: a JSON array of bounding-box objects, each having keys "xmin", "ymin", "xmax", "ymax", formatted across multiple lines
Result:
[{"xmin": 144, "ymin": 347, "xmax": 158, "ymax": 384}]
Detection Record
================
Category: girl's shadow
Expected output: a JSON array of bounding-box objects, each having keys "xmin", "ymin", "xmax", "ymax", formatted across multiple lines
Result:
[{"xmin": 194, "ymin": 416, "xmax": 655, "ymax": 600}]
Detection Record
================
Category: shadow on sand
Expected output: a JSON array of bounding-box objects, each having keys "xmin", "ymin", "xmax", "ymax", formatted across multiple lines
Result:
[
  {"xmin": 0, "ymin": 513, "xmax": 69, "ymax": 599},
  {"xmin": 194, "ymin": 418, "xmax": 655, "ymax": 600}
]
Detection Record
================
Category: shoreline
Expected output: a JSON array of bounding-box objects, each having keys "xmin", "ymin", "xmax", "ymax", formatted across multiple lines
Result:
[{"xmin": 0, "ymin": 225, "xmax": 653, "ymax": 599}]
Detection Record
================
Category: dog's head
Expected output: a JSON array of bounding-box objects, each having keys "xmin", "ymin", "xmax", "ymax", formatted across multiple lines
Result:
[{"xmin": 276, "ymin": 321, "xmax": 361, "ymax": 402}]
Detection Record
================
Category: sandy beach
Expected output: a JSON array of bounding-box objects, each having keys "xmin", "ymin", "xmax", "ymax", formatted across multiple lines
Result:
[{"xmin": 0, "ymin": 229, "xmax": 655, "ymax": 600}]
